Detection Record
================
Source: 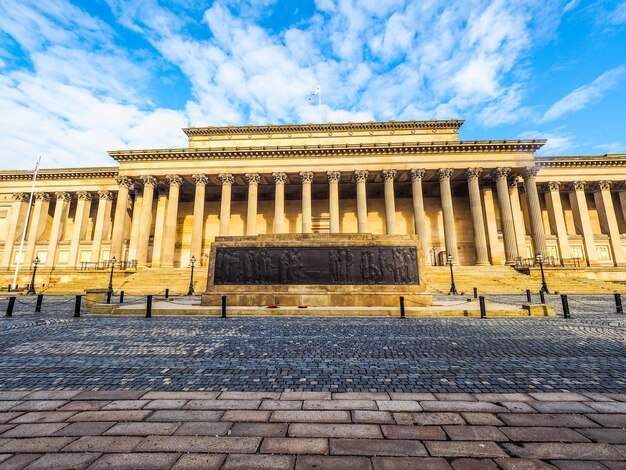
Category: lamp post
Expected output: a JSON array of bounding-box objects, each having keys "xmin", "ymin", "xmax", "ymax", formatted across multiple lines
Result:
[
  {"xmin": 187, "ymin": 255, "xmax": 196, "ymax": 296},
  {"xmin": 107, "ymin": 256, "xmax": 116, "ymax": 297},
  {"xmin": 27, "ymin": 256, "xmax": 39, "ymax": 295},
  {"xmin": 536, "ymin": 253, "xmax": 549, "ymax": 294},
  {"xmin": 448, "ymin": 254, "xmax": 457, "ymax": 295}
]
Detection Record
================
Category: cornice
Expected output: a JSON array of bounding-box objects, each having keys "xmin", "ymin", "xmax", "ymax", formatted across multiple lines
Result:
[
  {"xmin": 536, "ymin": 154, "xmax": 626, "ymax": 168},
  {"xmin": 182, "ymin": 119, "xmax": 465, "ymax": 137},
  {"xmin": 0, "ymin": 167, "xmax": 119, "ymax": 181},
  {"xmin": 108, "ymin": 140, "xmax": 545, "ymax": 162}
]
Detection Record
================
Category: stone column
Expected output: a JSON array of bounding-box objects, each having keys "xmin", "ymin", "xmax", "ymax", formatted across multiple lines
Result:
[
  {"xmin": 24, "ymin": 193, "xmax": 50, "ymax": 266},
  {"xmin": 136, "ymin": 176, "xmax": 156, "ymax": 265},
  {"xmin": 110, "ymin": 177, "xmax": 132, "ymax": 261},
  {"xmin": 161, "ymin": 175, "xmax": 182, "ymax": 267},
  {"xmin": 91, "ymin": 191, "xmax": 113, "ymax": 264},
  {"xmin": 509, "ymin": 178, "xmax": 527, "ymax": 258},
  {"xmin": 191, "ymin": 174, "xmax": 208, "ymax": 259},
  {"xmin": 245, "ymin": 173, "xmax": 260, "ymax": 236},
  {"xmin": 544, "ymin": 182, "xmax": 571, "ymax": 261},
  {"xmin": 493, "ymin": 167, "xmax": 518, "ymax": 264},
  {"xmin": 568, "ymin": 181, "xmax": 597, "ymax": 265},
  {"xmin": 618, "ymin": 182, "xmax": 626, "ymax": 223},
  {"xmin": 327, "ymin": 171, "xmax": 341, "ymax": 233},
  {"xmin": 1, "ymin": 193, "xmax": 29, "ymax": 268},
  {"xmin": 218, "ymin": 173, "xmax": 234, "ymax": 236},
  {"xmin": 382, "ymin": 170, "xmax": 397, "ymax": 235},
  {"xmin": 354, "ymin": 170, "xmax": 369, "ymax": 233},
  {"xmin": 300, "ymin": 171, "xmax": 314, "ymax": 233},
  {"xmin": 47, "ymin": 192, "xmax": 72, "ymax": 267},
  {"xmin": 409, "ymin": 169, "xmax": 428, "ymax": 262},
  {"xmin": 483, "ymin": 185, "xmax": 504, "ymax": 264},
  {"xmin": 466, "ymin": 168, "xmax": 490, "ymax": 265},
  {"xmin": 522, "ymin": 167, "xmax": 547, "ymax": 257},
  {"xmin": 438, "ymin": 168, "xmax": 459, "ymax": 262},
  {"xmin": 68, "ymin": 191, "xmax": 92, "ymax": 267},
  {"xmin": 272, "ymin": 172, "xmax": 287, "ymax": 234},
  {"xmin": 593, "ymin": 181, "xmax": 625, "ymax": 266},
  {"xmin": 150, "ymin": 185, "xmax": 168, "ymax": 268},
  {"xmin": 127, "ymin": 189, "xmax": 143, "ymax": 261}
]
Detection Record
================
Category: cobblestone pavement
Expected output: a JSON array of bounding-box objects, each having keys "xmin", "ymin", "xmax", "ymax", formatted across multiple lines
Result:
[
  {"xmin": 0, "ymin": 391, "xmax": 625, "ymax": 469},
  {"xmin": 0, "ymin": 295, "xmax": 625, "ymax": 393}
]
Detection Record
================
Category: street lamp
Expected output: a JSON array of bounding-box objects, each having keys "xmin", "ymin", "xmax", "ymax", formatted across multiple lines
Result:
[
  {"xmin": 107, "ymin": 256, "xmax": 116, "ymax": 298},
  {"xmin": 27, "ymin": 256, "xmax": 40, "ymax": 295},
  {"xmin": 536, "ymin": 253, "xmax": 549, "ymax": 294},
  {"xmin": 187, "ymin": 255, "xmax": 196, "ymax": 296},
  {"xmin": 448, "ymin": 254, "xmax": 458, "ymax": 295}
]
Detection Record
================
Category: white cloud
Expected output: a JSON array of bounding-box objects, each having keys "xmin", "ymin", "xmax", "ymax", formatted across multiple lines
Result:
[
  {"xmin": 563, "ymin": 0, "xmax": 579, "ymax": 13},
  {"xmin": 541, "ymin": 65, "xmax": 626, "ymax": 122},
  {"xmin": 611, "ymin": 1, "xmax": 626, "ymax": 24},
  {"xmin": 519, "ymin": 130, "xmax": 574, "ymax": 155}
]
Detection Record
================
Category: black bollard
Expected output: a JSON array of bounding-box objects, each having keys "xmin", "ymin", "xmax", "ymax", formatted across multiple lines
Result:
[
  {"xmin": 479, "ymin": 296, "xmax": 486, "ymax": 319},
  {"xmin": 526, "ymin": 289, "xmax": 532, "ymax": 303},
  {"xmin": 35, "ymin": 294, "xmax": 43, "ymax": 313},
  {"xmin": 119, "ymin": 291, "xmax": 125, "ymax": 304},
  {"xmin": 561, "ymin": 294, "xmax": 571, "ymax": 319},
  {"xmin": 473, "ymin": 287, "xmax": 478, "ymax": 299},
  {"xmin": 106, "ymin": 290, "xmax": 112, "ymax": 304},
  {"xmin": 221, "ymin": 295, "xmax": 227, "ymax": 318},
  {"xmin": 146, "ymin": 295, "xmax": 152, "ymax": 318},
  {"xmin": 165, "ymin": 289, "xmax": 169, "ymax": 299},
  {"xmin": 74, "ymin": 295, "xmax": 81, "ymax": 317},
  {"xmin": 539, "ymin": 290, "xmax": 545, "ymax": 304},
  {"xmin": 400, "ymin": 296, "xmax": 405, "ymax": 319},
  {"xmin": 6, "ymin": 296, "xmax": 16, "ymax": 317},
  {"xmin": 7, "ymin": 284, "xmax": 11, "ymax": 292},
  {"xmin": 614, "ymin": 293, "xmax": 623, "ymax": 314}
]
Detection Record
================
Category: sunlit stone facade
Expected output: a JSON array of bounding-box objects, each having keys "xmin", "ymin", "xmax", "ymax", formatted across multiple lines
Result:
[{"xmin": 1, "ymin": 119, "xmax": 625, "ymax": 269}]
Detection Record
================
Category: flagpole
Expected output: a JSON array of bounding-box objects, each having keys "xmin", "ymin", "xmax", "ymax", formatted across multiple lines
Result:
[
  {"xmin": 318, "ymin": 85, "xmax": 322, "ymax": 124},
  {"xmin": 12, "ymin": 156, "xmax": 41, "ymax": 290}
]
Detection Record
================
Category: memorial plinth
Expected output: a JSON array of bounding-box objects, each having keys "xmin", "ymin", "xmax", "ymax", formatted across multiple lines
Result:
[{"xmin": 202, "ymin": 234, "xmax": 432, "ymax": 308}]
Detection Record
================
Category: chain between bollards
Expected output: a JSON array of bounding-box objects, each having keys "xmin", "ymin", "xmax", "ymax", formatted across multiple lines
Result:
[
  {"xmin": 146, "ymin": 295, "xmax": 152, "ymax": 318},
  {"xmin": 614, "ymin": 293, "xmax": 623, "ymax": 314},
  {"xmin": 35, "ymin": 294, "xmax": 43, "ymax": 313},
  {"xmin": 561, "ymin": 294, "xmax": 571, "ymax": 319},
  {"xmin": 74, "ymin": 295, "xmax": 81, "ymax": 317},
  {"xmin": 6, "ymin": 297, "xmax": 15, "ymax": 317},
  {"xmin": 479, "ymin": 296, "xmax": 486, "ymax": 319},
  {"xmin": 221, "ymin": 295, "xmax": 227, "ymax": 318},
  {"xmin": 526, "ymin": 289, "xmax": 532, "ymax": 303},
  {"xmin": 399, "ymin": 296, "xmax": 405, "ymax": 319}
]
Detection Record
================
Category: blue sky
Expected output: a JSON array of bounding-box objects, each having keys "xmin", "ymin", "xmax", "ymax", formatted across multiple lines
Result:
[{"xmin": 0, "ymin": 0, "xmax": 625, "ymax": 170}]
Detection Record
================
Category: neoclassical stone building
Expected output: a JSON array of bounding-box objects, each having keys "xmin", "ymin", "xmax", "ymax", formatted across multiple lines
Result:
[{"xmin": 1, "ymin": 119, "xmax": 625, "ymax": 269}]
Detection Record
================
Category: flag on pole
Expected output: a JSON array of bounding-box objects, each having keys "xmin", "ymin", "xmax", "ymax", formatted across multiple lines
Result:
[{"xmin": 307, "ymin": 85, "xmax": 321, "ymax": 101}]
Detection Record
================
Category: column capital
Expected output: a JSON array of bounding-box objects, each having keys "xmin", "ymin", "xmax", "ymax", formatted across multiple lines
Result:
[
  {"xmin": 465, "ymin": 167, "xmax": 483, "ymax": 181},
  {"xmin": 568, "ymin": 181, "xmax": 586, "ymax": 192},
  {"xmin": 409, "ymin": 169, "xmax": 425, "ymax": 181},
  {"xmin": 326, "ymin": 171, "xmax": 341, "ymax": 182},
  {"xmin": 12, "ymin": 192, "xmax": 29, "ymax": 202},
  {"xmin": 437, "ymin": 168, "xmax": 454, "ymax": 181},
  {"xmin": 218, "ymin": 173, "xmax": 235, "ymax": 185},
  {"xmin": 299, "ymin": 171, "xmax": 314, "ymax": 183},
  {"xmin": 493, "ymin": 167, "xmax": 511, "ymax": 180},
  {"xmin": 192, "ymin": 174, "xmax": 209, "ymax": 186},
  {"xmin": 35, "ymin": 192, "xmax": 50, "ymax": 202},
  {"xmin": 140, "ymin": 175, "xmax": 157, "ymax": 187},
  {"xmin": 522, "ymin": 166, "xmax": 539, "ymax": 179},
  {"xmin": 594, "ymin": 180, "xmax": 612, "ymax": 191},
  {"xmin": 354, "ymin": 170, "xmax": 369, "ymax": 182},
  {"xmin": 618, "ymin": 181, "xmax": 626, "ymax": 191},
  {"xmin": 546, "ymin": 181, "xmax": 560, "ymax": 192},
  {"xmin": 381, "ymin": 170, "xmax": 397, "ymax": 182},
  {"xmin": 98, "ymin": 190, "xmax": 114, "ymax": 200},
  {"xmin": 76, "ymin": 191, "xmax": 93, "ymax": 201},
  {"xmin": 245, "ymin": 173, "xmax": 261, "ymax": 185},
  {"xmin": 166, "ymin": 175, "xmax": 183, "ymax": 186},
  {"xmin": 115, "ymin": 176, "xmax": 133, "ymax": 188},
  {"xmin": 55, "ymin": 192, "xmax": 72, "ymax": 202},
  {"xmin": 272, "ymin": 172, "xmax": 288, "ymax": 184},
  {"xmin": 508, "ymin": 177, "xmax": 520, "ymax": 188}
]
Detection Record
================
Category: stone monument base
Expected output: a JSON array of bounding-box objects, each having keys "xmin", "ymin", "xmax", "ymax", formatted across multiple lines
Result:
[{"xmin": 202, "ymin": 233, "xmax": 432, "ymax": 308}]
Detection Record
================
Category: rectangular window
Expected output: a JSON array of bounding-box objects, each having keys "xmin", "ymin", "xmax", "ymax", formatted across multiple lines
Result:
[
  {"xmin": 546, "ymin": 246, "xmax": 558, "ymax": 259},
  {"xmin": 570, "ymin": 245, "xmax": 584, "ymax": 259},
  {"xmin": 79, "ymin": 250, "xmax": 91, "ymax": 263},
  {"xmin": 36, "ymin": 250, "xmax": 48, "ymax": 265},
  {"xmin": 57, "ymin": 250, "xmax": 69, "ymax": 264},
  {"xmin": 597, "ymin": 245, "xmax": 611, "ymax": 261}
]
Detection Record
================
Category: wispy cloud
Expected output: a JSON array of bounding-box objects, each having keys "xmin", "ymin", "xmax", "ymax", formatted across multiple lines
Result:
[{"xmin": 541, "ymin": 65, "xmax": 626, "ymax": 122}]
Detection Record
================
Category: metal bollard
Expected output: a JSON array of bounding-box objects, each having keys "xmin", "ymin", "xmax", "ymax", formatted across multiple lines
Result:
[
  {"xmin": 561, "ymin": 294, "xmax": 571, "ymax": 319},
  {"xmin": 7, "ymin": 284, "xmax": 11, "ymax": 292},
  {"xmin": 539, "ymin": 290, "xmax": 545, "ymax": 304},
  {"xmin": 614, "ymin": 293, "xmax": 623, "ymax": 314},
  {"xmin": 74, "ymin": 295, "xmax": 81, "ymax": 317},
  {"xmin": 106, "ymin": 290, "xmax": 112, "ymax": 304},
  {"xmin": 526, "ymin": 289, "xmax": 532, "ymax": 303},
  {"xmin": 165, "ymin": 289, "xmax": 169, "ymax": 299},
  {"xmin": 479, "ymin": 296, "xmax": 486, "ymax": 319},
  {"xmin": 6, "ymin": 297, "xmax": 16, "ymax": 317},
  {"xmin": 221, "ymin": 295, "xmax": 227, "ymax": 318},
  {"xmin": 119, "ymin": 291, "xmax": 125, "ymax": 304},
  {"xmin": 146, "ymin": 295, "xmax": 152, "ymax": 318},
  {"xmin": 35, "ymin": 294, "xmax": 43, "ymax": 313},
  {"xmin": 473, "ymin": 287, "xmax": 478, "ymax": 299},
  {"xmin": 400, "ymin": 296, "xmax": 405, "ymax": 319}
]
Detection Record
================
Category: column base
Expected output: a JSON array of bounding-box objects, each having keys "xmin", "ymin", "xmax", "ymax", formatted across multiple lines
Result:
[{"xmin": 475, "ymin": 261, "xmax": 491, "ymax": 266}]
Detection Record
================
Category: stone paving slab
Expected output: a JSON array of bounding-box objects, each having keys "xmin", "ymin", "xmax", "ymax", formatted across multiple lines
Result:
[{"xmin": 0, "ymin": 393, "xmax": 621, "ymax": 468}]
